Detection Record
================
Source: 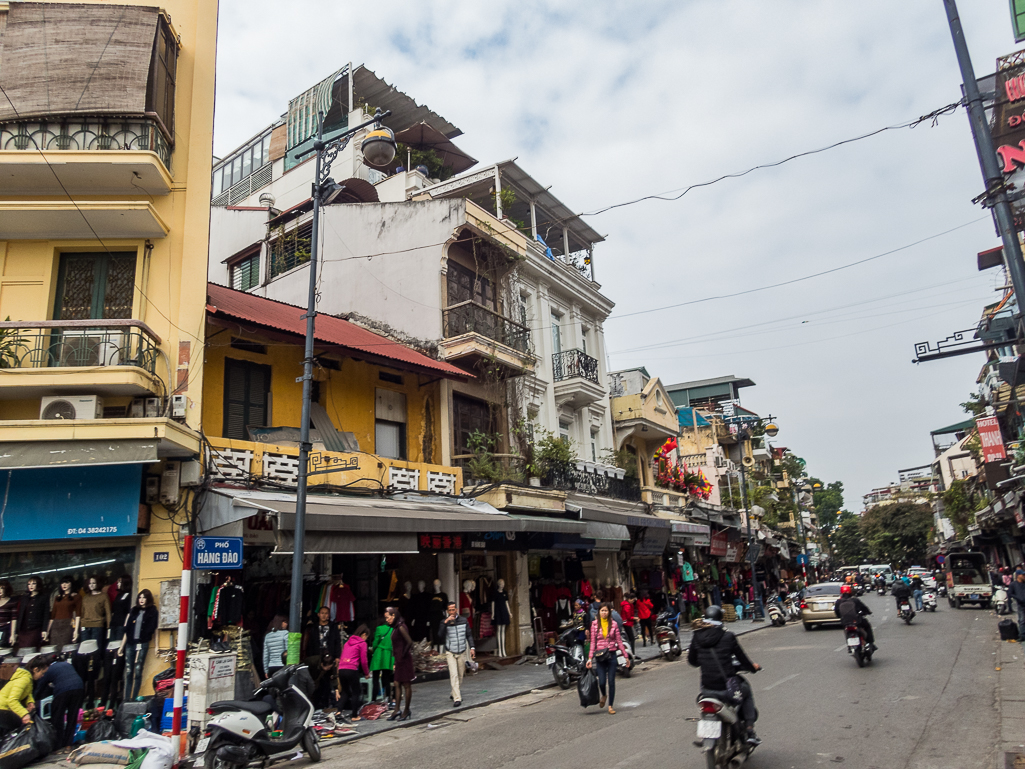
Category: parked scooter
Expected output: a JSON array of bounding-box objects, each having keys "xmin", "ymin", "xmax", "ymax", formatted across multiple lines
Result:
[
  {"xmin": 922, "ymin": 591, "xmax": 938, "ymax": 612},
  {"xmin": 993, "ymin": 585, "xmax": 1010, "ymax": 615},
  {"xmin": 617, "ymin": 638, "xmax": 635, "ymax": 677},
  {"xmin": 844, "ymin": 623, "xmax": 874, "ymax": 668},
  {"xmin": 694, "ymin": 665, "xmax": 760, "ymax": 768},
  {"xmin": 654, "ymin": 609, "xmax": 682, "ymax": 660},
  {"xmin": 547, "ymin": 618, "xmax": 586, "ymax": 689},
  {"xmin": 785, "ymin": 593, "xmax": 803, "ymax": 621},
  {"xmin": 195, "ymin": 664, "xmax": 320, "ymax": 769},
  {"xmin": 766, "ymin": 598, "xmax": 787, "ymax": 627},
  {"xmin": 898, "ymin": 600, "xmax": 916, "ymax": 624}
]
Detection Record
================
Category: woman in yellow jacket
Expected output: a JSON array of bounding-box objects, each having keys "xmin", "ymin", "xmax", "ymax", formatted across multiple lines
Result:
[{"xmin": 0, "ymin": 657, "xmax": 49, "ymax": 734}]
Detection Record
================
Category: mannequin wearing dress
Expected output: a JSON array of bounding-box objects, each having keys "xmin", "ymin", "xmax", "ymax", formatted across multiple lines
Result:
[
  {"xmin": 460, "ymin": 579, "xmax": 475, "ymax": 629},
  {"xmin": 490, "ymin": 579, "xmax": 511, "ymax": 657},
  {"xmin": 430, "ymin": 579, "xmax": 448, "ymax": 653}
]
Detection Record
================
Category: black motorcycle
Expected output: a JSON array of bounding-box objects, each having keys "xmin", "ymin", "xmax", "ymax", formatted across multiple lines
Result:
[
  {"xmin": 547, "ymin": 619, "xmax": 586, "ymax": 689},
  {"xmin": 844, "ymin": 623, "xmax": 873, "ymax": 668},
  {"xmin": 654, "ymin": 609, "xmax": 682, "ymax": 660},
  {"xmin": 694, "ymin": 663, "xmax": 760, "ymax": 769}
]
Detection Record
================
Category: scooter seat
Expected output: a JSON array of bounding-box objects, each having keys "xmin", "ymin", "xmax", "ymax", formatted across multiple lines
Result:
[{"xmin": 208, "ymin": 699, "xmax": 275, "ymax": 716}]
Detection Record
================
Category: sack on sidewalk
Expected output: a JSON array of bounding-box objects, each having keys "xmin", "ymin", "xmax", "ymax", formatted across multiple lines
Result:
[
  {"xmin": 577, "ymin": 669, "xmax": 599, "ymax": 708},
  {"xmin": 999, "ymin": 618, "xmax": 1019, "ymax": 641},
  {"xmin": 69, "ymin": 743, "xmax": 132, "ymax": 765}
]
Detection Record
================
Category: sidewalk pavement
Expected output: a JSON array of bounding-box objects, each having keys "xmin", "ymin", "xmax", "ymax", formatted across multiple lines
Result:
[
  {"xmin": 997, "ymin": 635, "xmax": 1025, "ymax": 765},
  {"xmin": 319, "ymin": 617, "xmax": 775, "ymax": 748}
]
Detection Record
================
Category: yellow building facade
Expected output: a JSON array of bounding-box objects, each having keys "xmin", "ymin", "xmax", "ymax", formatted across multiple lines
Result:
[{"xmin": 0, "ymin": 0, "xmax": 217, "ymax": 694}]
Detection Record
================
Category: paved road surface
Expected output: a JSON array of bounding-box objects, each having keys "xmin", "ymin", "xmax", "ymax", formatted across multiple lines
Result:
[{"xmin": 324, "ymin": 592, "xmax": 1000, "ymax": 769}]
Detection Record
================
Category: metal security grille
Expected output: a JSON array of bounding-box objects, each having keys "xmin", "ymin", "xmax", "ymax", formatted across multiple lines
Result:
[
  {"xmin": 269, "ymin": 221, "xmax": 313, "ymax": 279},
  {"xmin": 55, "ymin": 253, "xmax": 136, "ymax": 320}
]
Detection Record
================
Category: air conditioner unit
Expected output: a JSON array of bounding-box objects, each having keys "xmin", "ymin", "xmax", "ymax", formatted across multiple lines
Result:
[{"xmin": 40, "ymin": 395, "xmax": 103, "ymax": 420}]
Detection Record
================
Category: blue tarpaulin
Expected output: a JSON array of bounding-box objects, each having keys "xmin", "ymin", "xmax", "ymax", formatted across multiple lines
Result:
[{"xmin": 678, "ymin": 407, "xmax": 711, "ymax": 429}]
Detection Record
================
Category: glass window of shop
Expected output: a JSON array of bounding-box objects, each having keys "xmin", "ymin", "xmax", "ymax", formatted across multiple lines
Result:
[{"xmin": 0, "ymin": 544, "xmax": 135, "ymax": 592}]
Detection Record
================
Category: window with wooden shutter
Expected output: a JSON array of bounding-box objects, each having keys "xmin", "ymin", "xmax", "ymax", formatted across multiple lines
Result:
[{"xmin": 223, "ymin": 358, "xmax": 271, "ymax": 439}]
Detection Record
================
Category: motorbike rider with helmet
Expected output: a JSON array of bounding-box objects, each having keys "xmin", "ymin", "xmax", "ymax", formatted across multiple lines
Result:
[
  {"xmin": 687, "ymin": 605, "xmax": 762, "ymax": 745},
  {"xmin": 833, "ymin": 585, "xmax": 876, "ymax": 651},
  {"xmin": 891, "ymin": 576, "xmax": 913, "ymax": 613}
]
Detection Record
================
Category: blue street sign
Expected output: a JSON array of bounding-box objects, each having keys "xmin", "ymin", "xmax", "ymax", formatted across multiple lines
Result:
[
  {"xmin": 192, "ymin": 537, "xmax": 243, "ymax": 570},
  {"xmin": 796, "ymin": 554, "xmax": 808, "ymax": 565}
]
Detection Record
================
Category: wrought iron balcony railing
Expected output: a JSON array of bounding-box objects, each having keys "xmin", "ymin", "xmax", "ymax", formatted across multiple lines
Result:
[
  {"xmin": 442, "ymin": 300, "xmax": 531, "ymax": 354},
  {"xmin": 0, "ymin": 320, "xmax": 161, "ymax": 373},
  {"xmin": 552, "ymin": 348, "xmax": 599, "ymax": 384},
  {"xmin": 542, "ymin": 463, "xmax": 642, "ymax": 503},
  {"xmin": 0, "ymin": 115, "xmax": 172, "ymax": 170}
]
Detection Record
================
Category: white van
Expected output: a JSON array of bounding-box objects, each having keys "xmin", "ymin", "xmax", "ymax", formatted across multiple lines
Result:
[{"xmin": 860, "ymin": 564, "xmax": 894, "ymax": 585}]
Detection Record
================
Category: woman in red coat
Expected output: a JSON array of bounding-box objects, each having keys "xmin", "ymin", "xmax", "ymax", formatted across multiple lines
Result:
[
  {"xmin": 636, "ymin": 591, "xmax": 655, "ymax": 647},
  {"xmin": 619, "ymin": 592, "xmax": 637, "ymax": 649},
  {"xmin": 587, "ymin": 603, "xmax": 629, "ymax": 715}
]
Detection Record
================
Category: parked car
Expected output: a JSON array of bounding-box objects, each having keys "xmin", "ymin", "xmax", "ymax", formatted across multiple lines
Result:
[{"xmin": 802, "ymin": 582, "xmax": 844, "ymax": 630}]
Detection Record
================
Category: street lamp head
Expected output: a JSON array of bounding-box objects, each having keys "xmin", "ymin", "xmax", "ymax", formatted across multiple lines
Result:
[
  {"xmin": 763, "ymin": 422, "xmax": 779, "ymax": 438},
  {"xmin": 361, "ymin": 115, "xmax": 397, "ymax": 167}
]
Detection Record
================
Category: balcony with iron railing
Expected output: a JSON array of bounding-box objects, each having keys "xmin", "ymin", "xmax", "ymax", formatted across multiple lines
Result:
[
  {"xmin": 542, "ymin": 462, "xmax": 642, "ymax": 503},
  {"xmin": 440, "ymin": 301, "xmax": 534, "ymax": 375},
  {"xmin": 552, "ymin": 348, "xmax": 604, "ymax": 408},
  {"xmin": 0, "ymin": 115, "xmax": 173, "ymax": 196},
  {"xmin": 0, "ymin": 319, "xmax": 164, "ymax": 398}
]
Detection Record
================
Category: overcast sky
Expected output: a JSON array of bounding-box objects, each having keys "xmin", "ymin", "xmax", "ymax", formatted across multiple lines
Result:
[{"xmin": 213, "ymin": 1, "xmax": 1017, "ymax": 510}]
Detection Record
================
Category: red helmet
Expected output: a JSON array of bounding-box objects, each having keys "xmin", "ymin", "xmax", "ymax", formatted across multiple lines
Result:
[{"xmin": 840, "ymin": 585, "xmax": 852, "ymax": 596}]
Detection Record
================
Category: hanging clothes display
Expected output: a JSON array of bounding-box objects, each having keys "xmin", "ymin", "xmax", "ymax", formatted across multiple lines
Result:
[
  {"xmin": 208, "ymin": 579, "xmax": 245, "ymax": 627},
  {"xmin": 325, "ymin": 581, "xmax": 355, "ymax": 623}
]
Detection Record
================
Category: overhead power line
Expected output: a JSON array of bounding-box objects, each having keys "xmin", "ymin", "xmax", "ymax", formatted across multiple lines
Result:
[
  {"xmin": 578, "ymin": 100, "xmax": 965, "ymax": 219},
  {"xmin": 610, "ymin": 216, "xmax": 989, "ymax": 320}
]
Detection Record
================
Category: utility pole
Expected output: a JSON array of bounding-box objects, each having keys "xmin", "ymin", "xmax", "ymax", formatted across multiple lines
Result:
[{"xmin": 944, "ymin": 0, "xmax": 1025, "ymax": 312}]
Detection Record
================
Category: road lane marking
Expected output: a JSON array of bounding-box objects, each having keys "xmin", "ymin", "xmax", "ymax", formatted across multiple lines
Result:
[
  {"xmin": 833, "ymin": 645, "xmax": 845, "ymax": 652},
  {"xmin": 763, "ymin": 672, "xmax": 800, "ymax": 691}
]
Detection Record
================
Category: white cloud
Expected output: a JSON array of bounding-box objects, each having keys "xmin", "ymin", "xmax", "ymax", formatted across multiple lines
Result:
[{"xmin": 213, "ymin": 0, "xmax": 1017, "ymax": 506}]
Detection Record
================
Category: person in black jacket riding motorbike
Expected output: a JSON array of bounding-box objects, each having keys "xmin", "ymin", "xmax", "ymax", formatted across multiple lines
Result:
[
  {"xmin": 892, "ymin": 578, "xmax": 913, "ymax": 613},
  {"xmin": 833, "ymin": 585, "xmax": 876, "ymax": 651},
  {"xmin": 687, "ymin": 605, "xmax": 762, "ymax": 745}
]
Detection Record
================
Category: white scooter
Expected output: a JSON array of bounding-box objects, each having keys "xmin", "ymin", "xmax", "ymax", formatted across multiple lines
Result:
[
  {"xmin": 766, "ymin": 598, "xmax": 787, "ymax": 627},
  {"xmin": 995, "ymin": 586, "xmax": 1010, "ymax": 615},
  {"xmin": 922, "ymin": 591, "xmax": 937, "ymax": 612},
  {"xmin": 194, "ymin": 664, "xmax": 321, "ymax": 769}
]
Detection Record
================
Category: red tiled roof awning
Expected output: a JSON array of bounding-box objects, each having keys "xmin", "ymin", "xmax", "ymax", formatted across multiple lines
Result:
[{"xmin": 206, "ymin": 283, "xmax": 469, "ymax": 380}]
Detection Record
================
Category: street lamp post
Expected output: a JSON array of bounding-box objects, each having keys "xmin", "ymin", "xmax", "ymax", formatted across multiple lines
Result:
[
  {"xmin": 285, "ymin": 109, "xmax": 396, "ymax": 663},
  {"xmin": 737, "ymin": 461, "xmax": 764, "ymax": 621}
]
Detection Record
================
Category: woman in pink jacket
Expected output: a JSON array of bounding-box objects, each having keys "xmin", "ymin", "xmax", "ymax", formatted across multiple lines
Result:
[
  {"xmin": 337, "ymin": 625, "xmax": 370, "ymax": 721},
  {"xmin": 587, "ymin": 603, "xmax": 629, "ymax": 715}
]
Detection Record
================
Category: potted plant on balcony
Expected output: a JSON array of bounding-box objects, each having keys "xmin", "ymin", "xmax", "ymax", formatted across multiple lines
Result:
[
  {"xmin": 516, "ymin": 426, "xmax": 574, "ymax": 486},
  {"xmin": 0, "ymin": 319, "xmax": 27, "ymax": 368}
]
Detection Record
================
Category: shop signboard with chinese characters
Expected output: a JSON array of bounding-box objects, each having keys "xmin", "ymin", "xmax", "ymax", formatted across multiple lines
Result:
[
  {"xmin": 991, "ymin": 50, "xmax": 1025, "ymax": 231},
  {"xmin": 418, "ymin": 533, "xmax": 465, "ymax": 552},
  {"xmin": 976, "ymin": 416, "xmax": 1007, "ymax": 463}
]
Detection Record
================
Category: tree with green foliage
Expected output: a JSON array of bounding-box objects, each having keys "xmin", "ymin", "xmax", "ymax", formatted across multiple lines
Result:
[
  {"xmin": 860, "ymin": 502, "xmax": 933, "ymax": 567},
  {"xmin": 829, "ymin": 510, "xmax": 869, "ymax": 565},
  {"xmin": 810, "ymin": 478, "xmax": 843, "ymax": 530}
]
